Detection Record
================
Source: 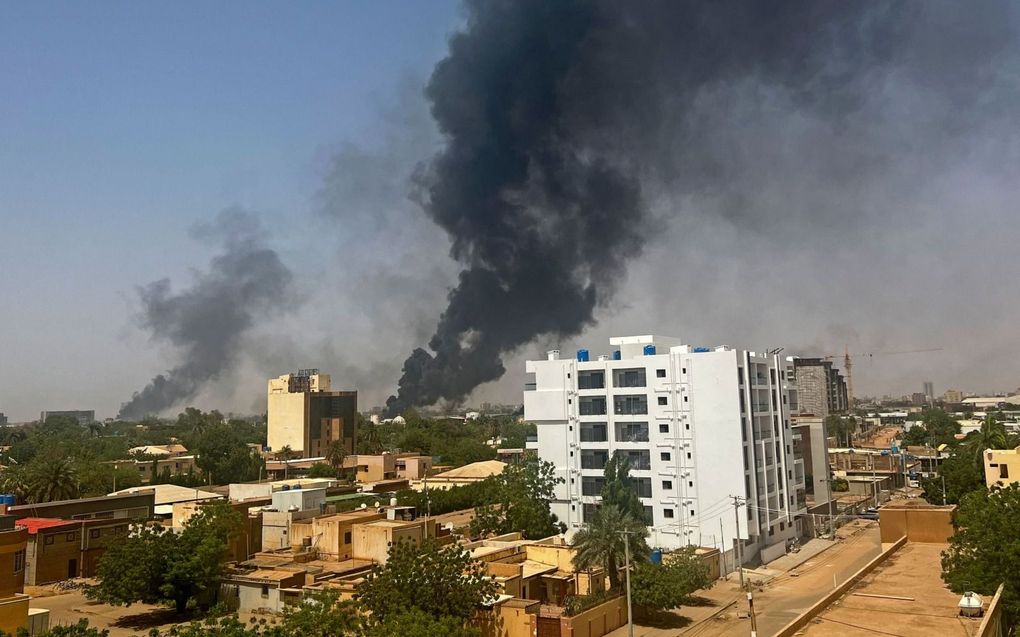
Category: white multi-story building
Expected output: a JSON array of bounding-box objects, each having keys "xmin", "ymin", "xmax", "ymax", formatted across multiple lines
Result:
[{"xmin": 525, "ymin": 335, "xmax": 807, "ymax": 564}]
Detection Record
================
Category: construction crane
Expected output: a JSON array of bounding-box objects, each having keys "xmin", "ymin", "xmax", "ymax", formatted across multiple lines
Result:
[{"xmin": 821, "ymin": 346, "xmax": 944, "ymax": 414}]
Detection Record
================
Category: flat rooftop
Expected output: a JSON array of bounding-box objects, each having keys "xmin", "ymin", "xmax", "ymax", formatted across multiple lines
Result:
[{"xmin": 799, "ymin": 542, "xmax": 981, "ymax": 636}]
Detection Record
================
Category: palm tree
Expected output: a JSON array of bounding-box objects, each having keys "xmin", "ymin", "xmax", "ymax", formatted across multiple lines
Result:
[
  {"xmin": 86, "ymin": 421, "xmax": 104, "ymax": 438},
  {"xmin": 572, "ymin": 505, "xmax": 650, "ymax": 591},
  {"xmin": 325, "ymin": 440, "xmax": 348, "ymax": 478},
  {"xmin": 966, "ymin": 415, "xmax": 1008, "ymax": 466},
  {"xmin": 278, "ymin": 445, "xmax": 297, "ymax": 480},
  {"xmin": 26, "ymin": 458, "xmax": 79, "ymax": 503},
  {"xmin": 0, "ymin": 466, "xmax": 29, "ymax": 503}
]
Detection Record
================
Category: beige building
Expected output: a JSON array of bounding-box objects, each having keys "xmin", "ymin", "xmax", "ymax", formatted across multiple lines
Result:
[
  {"xmin": 983, "ymin": 447, "xmax": 1020, "ymax": 488},
  {"xmin": 267, "ymin": 370, "xmax": 357, "ymax": 457},
  {"xmin": 942, "ymin": 389, "xmax": 964, "ymax": 404}
]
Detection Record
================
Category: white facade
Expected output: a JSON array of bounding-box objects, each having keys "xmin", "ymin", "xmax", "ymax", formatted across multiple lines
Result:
[{"xmin": 525, "ymin": 335, "xmax": 806, "ymax": 561}]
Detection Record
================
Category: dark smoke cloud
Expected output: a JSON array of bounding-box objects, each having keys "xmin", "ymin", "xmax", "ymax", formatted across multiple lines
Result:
[
  {"xmin": 388, "ymin": 0, "xmax": 1019, "ymax": 414},
  {"xmin": 119, "ymin": 208, "xmax": 294, "ymax": 419}
]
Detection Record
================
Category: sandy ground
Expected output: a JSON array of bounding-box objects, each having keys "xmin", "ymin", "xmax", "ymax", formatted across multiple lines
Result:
[
  {"xmin": 30, "ymin": 588, "xmax": 195, "ymax": 637},
  {"xmin": 607, "ymin": 521, "xmax": 883, "ymax": 637}
]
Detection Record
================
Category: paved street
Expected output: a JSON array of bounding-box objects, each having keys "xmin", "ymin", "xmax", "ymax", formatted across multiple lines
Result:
[{"xmin": 608, "ymin": 521, "xmax": 882, "ymax": 637}]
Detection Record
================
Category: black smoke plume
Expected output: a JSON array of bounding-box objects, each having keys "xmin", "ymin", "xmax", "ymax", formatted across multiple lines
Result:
[
  {"xmin": 119, "ymin": 208, "xmax": 293, "ymax": 419},
  {"xmin": 386, "ymin": 0, "xmax": 1015, "ymax": 415}
]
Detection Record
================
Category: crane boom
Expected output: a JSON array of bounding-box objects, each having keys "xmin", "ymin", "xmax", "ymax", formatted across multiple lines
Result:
[{"xmin": 818, "ymin": 347, "xmax": 944, "ymax": 415}]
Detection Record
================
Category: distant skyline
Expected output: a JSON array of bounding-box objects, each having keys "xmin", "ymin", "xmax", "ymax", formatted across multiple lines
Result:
[{"xmin": 4, "ymin": 3, "xmax": 1020, "ymax": 421}]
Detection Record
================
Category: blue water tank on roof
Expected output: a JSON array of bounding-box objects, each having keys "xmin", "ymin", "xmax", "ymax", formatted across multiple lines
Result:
[
  {"xmin": 650, "ymin": 549, "xmax": 663, "ymax": 565},
  {"xmin": 577, "ymin": 349, "xmax": 589, "ymax": 362},
  {"xmin": 613, "ymin": 350, "xmax": 621, "ymax": 360},
  {"xmin": 643, "ymin": 345, "xmax": 656, "ymax": 356},
  {"xmin": 693, "ymin": 346, "xmax": 710, "ymax": 353}
]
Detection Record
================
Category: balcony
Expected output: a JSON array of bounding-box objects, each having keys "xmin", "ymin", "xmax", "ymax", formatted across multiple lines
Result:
[{"xmin": 524, "ymin": 382, "xmax": 536, "ymax": 391}]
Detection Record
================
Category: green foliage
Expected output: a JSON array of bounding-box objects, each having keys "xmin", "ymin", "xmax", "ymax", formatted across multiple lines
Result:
[
  {"xmin": 26, "ymin": 455, "xmax": 79, "ymax": 503},
  {"xmin": 190, "ymin": 420, "xmax": 264, "ymax": 485},
  {"xmin": 942, "ymin": 484, "xmax": 1020, "ymax": 622},
  {"xmin": 630, "ymin": 547, "xmax": 712, "ymax": 615},
  {"xmin": 306, "ymin": 463, "xmax": 337, "ymax": 479},
  {"xmin": 470, "ymin": 459, "xmax": 563, "ymax": 539},
  {"xmin": 366, "ymin": 413, "xmax": 529, "ymax": 466},
  {"xmin": 902, "ymin": 409, "xmax": 961, "ymax": 448},
  {"xmin": 356, "ymin": 538, "xmax": 497, "ymax": 623},
  {"xmin": 562, "ymin": 589, "xmax": 619, "ymax": 617},
  {"xmin": 397, "ymin": 480, "xmax": 491, "ymax": 517},
  {"xmin": 572, "ymin": 505, "xmax": 650, "ymax": 591},
  {"xmin": 830, "ymin": 477, "xmax": 849, "ymax": 492},
  {"xmin": 4, "ymin": 619, "xmax": 111, "ymax": 636},
  {"xmin": 825, "ymin": 415, "xmax": 857, "ymax": 447},
  {"xmin": 360, "ymin": 609, "xmax": 480, "ymax": 637},
  {"xmin": 600, "ymin": 455, "xmax": 647, "ymax": 523},
  {"xmin": 963, "ymin": 416, "xmax": 1008, "ymax": 466},
  {"xmin": 88, "ymin": 503, "xmax": 242, "ymax": 612},
  {"xmin": 920, "ymin": 453, "xmax": 984, "ymax": 505}
]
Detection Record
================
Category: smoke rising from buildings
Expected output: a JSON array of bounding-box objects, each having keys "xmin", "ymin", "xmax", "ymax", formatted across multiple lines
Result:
[
  {"xmin": 387, "ymin": 1, "xmax": 1020, "ymax": 414},
  {"xmin": 118, "ymin": 208, "xmax": 294, "ymax": 419}
]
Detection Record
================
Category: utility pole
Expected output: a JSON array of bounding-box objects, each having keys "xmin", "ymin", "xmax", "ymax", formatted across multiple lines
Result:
[
  {"xmin": 731, "ymin": 495, "xmax": 745, "ymax": 589},
  {"xmin": 942, "ymin": 473, "xmax": 947, "ymax": 505},
  {"xmin": 748, "ymin": 591, "xmax": 759, "ymax": 637},
  {"xmin": 622, "ymin": 531, "xmax": 634, "ymax": 637},
  {"xmin": 844, "ymin": 344, "xmax": 854, "ymax": 417},
  {"xmin": 719, "ymin": 518, "xmax": 727, "ymax": 579}
]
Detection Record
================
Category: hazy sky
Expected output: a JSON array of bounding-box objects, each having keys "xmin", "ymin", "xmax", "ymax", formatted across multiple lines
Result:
[
  {"xmin": 3, "ymin": 2, "xmax": 1019, "ymax": 422},
  {"xmin": 0, "ymin": 2, "xmax": 459, "ymax": 420}
]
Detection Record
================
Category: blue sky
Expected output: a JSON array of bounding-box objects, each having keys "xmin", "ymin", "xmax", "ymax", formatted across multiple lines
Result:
[{"xmin": 0, "ymin": 1, "xmax": 461, "ymax": 420}]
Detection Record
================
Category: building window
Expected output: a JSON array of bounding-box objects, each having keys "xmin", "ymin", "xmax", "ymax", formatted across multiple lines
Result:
[
  {"xmin": 614, "ymin": 450, "xmax": 651, "ymax": 471},
  {"xmin": 66, "ymin": 533, "xmax": 77, "ymax": 543},
  {"xmin": 642, "ymin": 506, "xmax": 654, "ymax": 525},
  {"xmin": 664, "ymin": 508, "xmax": 675, "ymax": 519},
  {"xmin": 662, "ymin": 480, "xmax": 673, "ymax": 490},
  {"xmin": 659, "ymin": 424, "xmax": 669, "ymax": 434},
  {"xmin": 89, "ymin": 529, "xmax": 100, "ymax": 539},
  {"xmin": 580, "ymin": 422, "xmax": 608, "ymax": 442},
  {"xmin": 631, "ymin": 478, "xmax": 653, "ymax": 498},
  {"xmin": 261, "ymin": 584, "xmax": 270, "ymax": 598},
  {"xmin": 612, "ymin": 368, "xmax": 647, "ymax": 388},
  {"xmin": 656, "ymin": 369, "xmax": 666, "ymax": 378},
  {"xmin": 690, "ymin": 509, "xmax": 695, "ymax": 517},
  {"xmin": 613, "ymin": 395, "xmax": 648, "ymax": 415},
  {"xmin": 689, "ymin": 481, "xmax": 694, "ymax": 487},
  {"xmin": 660, "ymin": 452, "xmax": 671, "ymax": 462},
  {"xmin": 615, "ymin": 422, "xmax": 649, "ymax": 443},
  {"xmin": 683, "ymin": 395, "xmax": 688, "ymax": 403},
  {"xmin": 657, "ymin": 396, "xmax": 668, "ymax": 406},
  {"xmin": 578, "ymin": 370, "xmax": 605, "ymax": 390},
  {"xmin": 44, "ymin": 535, "xmax": 54, "ymax": 546},
  {"xmin": 581, "ymin": 450, "xmax": 610, "ymax": 470},
  {"xmin": 1001, "ymin": 465, "xmax": 1010, "ymax": 480},
  {"xmin": 686, "ymin": 452, "xmax": 692, "ymax": 460},
  {"xmin": 579, "ymin": 396, "xmax": 607, "ymax": 416},
  {"xmin": 344, "ymin": 531, "xmax": 352, "ymax": 544},
  {"xmin": 582, "ymin": 476, "xmax": 605, "ymax": 496},
  {"xmin": 13, "ymin": 550, "xmax": 24, "ymax": 574}
]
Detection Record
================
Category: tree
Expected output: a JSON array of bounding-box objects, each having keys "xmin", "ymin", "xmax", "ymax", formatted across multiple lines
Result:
[
  {"xmin": 825, "ymin": 415, "xmax": 857, "ymax": 447},
  {"xmin": 356, "ymin": 538, "xmax": 497, "ymax": 624},
  {"xmin": 192, "ymin": 422, "xmax": 264, "ymax": 484},
  {"xmin": 0, "ymin": 466, "xmax": 28, "ymax": 503},
  {"xmin": 600, "ymin": 455, "xmax": 646, "ymax": 523},
  {"xmin": 277, "ymin": 445, "xmax": 297, "ymax": 480},
  {"xmin": 307, "ymin": 463, "xmax": 337, "ymax": 479},
  {"xmin": 26, "ymin": 456, "xmax": 79, "ymax": 503},
  {"xmin": 572, "ymin": 505, "xmax": 650, "ymax": 591},
  {"xmin": 904, "ymin": 408, "xmax": 961, "ymax": 448},
  {"xmin": 362, "ymin": 609, "xmax": 481, "ymax": 637},
  {"xmin": 942, "ymin": 484, "xmax": 1020, "ymax": 623},
  {"xmin": 920, "ymin": 453, "xmax": 984, "ymax": 505},
  {"xmin": 471, "ymin": 459, "xmax": 563, "ymax": 539},
  {"xmin": 88, "ymin": 502, "xmax": 242, "ymax": 612},
  {"xmin": 630, "ymin": 547, "xmax": 712, "ymax": 616},
  {"xmin": 325, "ymin": 440, "xmax": 348, "ymax": 476},
  {"xmin": 964, "ymin": 416, "xmax": 1008, "ymax": 466}
]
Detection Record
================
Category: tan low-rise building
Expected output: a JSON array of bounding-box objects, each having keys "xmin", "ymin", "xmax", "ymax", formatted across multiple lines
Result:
[
  {"xmin": 0, "ymin": 515, "xmax": 29, "ymax": 636},
  {"xmin": 289, "ymin": 510, "xmax": 385, "ymax": 561},
  {"xmin": 983, "ymin": 447, "xmax": 1020, "ymax": 488}
]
